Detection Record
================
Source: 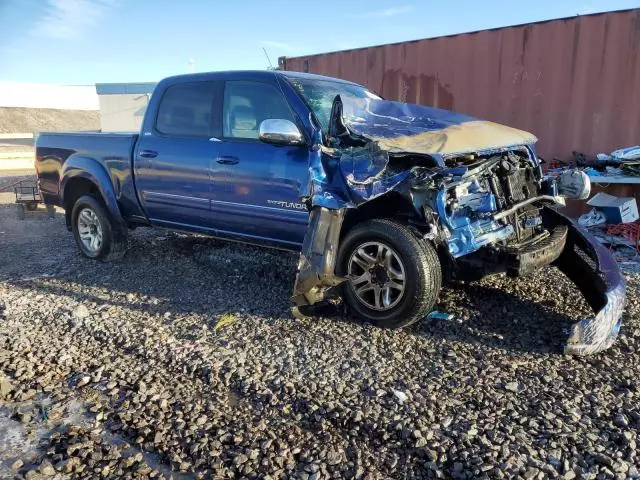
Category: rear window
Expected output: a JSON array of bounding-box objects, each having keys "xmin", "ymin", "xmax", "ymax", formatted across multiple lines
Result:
[{"xmin": 155, "ymin": 82, "xmax": 216, "ymax": 137}]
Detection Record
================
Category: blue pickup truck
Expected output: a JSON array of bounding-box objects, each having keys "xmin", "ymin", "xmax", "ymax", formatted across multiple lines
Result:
[{"xmin": 36, "ymin": 70, "xmax": 625, "ymax": 354}]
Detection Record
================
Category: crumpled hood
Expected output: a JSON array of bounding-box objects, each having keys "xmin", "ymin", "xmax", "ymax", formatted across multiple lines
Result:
[
  {"xmin": 308, "ymin": 96, "xmax": 539, "ymax": 211},
  {"xmin": 341, "ymin": 97, "xmax": 538, "ymax": 156}
]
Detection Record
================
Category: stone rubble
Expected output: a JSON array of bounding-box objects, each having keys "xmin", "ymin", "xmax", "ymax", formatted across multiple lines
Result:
[{"xmin": 0, "ymin": 192, "xmax": 639, "ymax": 479}]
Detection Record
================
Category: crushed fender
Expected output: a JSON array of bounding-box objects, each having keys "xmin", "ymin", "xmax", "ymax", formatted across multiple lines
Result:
[{"xmin": 291, "ymin": 207, "xmax": 346, "ymax": 318}]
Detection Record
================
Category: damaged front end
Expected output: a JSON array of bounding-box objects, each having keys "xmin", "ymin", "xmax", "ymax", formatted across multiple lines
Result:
[{"xmin": 291, "ymin": 94, "xmax": 625, "ymax": 355}]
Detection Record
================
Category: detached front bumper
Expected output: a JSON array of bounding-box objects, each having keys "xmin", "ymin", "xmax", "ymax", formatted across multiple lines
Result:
[{"xmin": 549, "ymin": 209, "xmax": 626, "ymax": 355}]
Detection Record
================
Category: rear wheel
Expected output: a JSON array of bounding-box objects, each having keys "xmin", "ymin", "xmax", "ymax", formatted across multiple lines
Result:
[
  {"xmin": 337, "ymin": 219, "xmax": 442, "ymax": 329},
  {"xmin": 71, "ymin": 195, "xmax": 113, "ymax": 259}
]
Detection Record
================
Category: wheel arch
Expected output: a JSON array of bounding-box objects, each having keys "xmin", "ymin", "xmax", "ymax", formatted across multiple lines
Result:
[
  {"xmin": 341, "ymin": 191, "xmax": 422, "ymax": 239},
  {"xmin": 60, "ymin": 157, "xmax": 125, "ymax": 233}
]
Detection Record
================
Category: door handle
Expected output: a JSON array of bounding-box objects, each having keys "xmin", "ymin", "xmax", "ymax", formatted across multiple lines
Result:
[
  {"xmin": 216, "ymin": 156, "xmax": 239, "ymax": 165},
  {"xmin": 139, "ymin": 149, "xmax": 158, "ymax": 158}
]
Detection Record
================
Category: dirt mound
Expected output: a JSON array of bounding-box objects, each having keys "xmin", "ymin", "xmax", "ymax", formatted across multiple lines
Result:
[{"xmin": 0, "ymin": 107, "xmax": 100, "ymax": 133}]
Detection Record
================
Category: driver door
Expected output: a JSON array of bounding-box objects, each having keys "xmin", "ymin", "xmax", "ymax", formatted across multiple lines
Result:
[{"xmin": 210, "ymin": 80, "xmax": 309, "ymax": 247}]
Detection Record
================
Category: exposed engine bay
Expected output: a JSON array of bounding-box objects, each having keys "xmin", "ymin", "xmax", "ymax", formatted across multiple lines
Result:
[
  {"xmin": 423, "ymin": 148, "xmax": 585, "ymax": 280},
  {"xmin": 432, "ymin": 149, "xmax": 545, "ymax": 258},
  {"xmin": 291, "ymin": 94, "xmax": 625, "ymax": 356}
]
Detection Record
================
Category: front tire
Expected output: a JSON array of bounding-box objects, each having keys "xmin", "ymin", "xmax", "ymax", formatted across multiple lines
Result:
[
  {"xmin": 337, "ymin": 219, "xmax": 442, "ymax": 329},
  {"xmin": 71, "ymin": 195, "xmax": 113, "ymax": 259}
]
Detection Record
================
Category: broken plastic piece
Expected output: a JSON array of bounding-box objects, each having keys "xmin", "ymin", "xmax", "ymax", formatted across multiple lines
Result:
[
  {"xmin": 565, "ymin": 282, "xmax": 625, "ymax": 355},
  {"xmin": 392, "ymin": 390, "xmax": 408, "ymax": 403},
  {"xmin": 214, "ymin": 313, "xmax": 237, "ymax": 331},
  {"xmin": 426, "ymin": 310, "xmax": 454, "ymax": 321},
  {"xmin": 550, "ymin": 210, "xmax": 626, "ymax": 355},
  {"xmin": 578, "ymin": 209, "xmax": 607, "ymax": 228}
]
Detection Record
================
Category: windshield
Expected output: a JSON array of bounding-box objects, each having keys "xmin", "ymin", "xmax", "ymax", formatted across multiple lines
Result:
[{"xmin": 286, "ymin": 77, "xmax": 381, "ymax": 131}]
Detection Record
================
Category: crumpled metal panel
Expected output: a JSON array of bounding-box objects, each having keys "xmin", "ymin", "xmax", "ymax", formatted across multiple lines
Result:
[
  {"xmin": 337, "ymin": 144, "xmax": 413, "ymax": 204},
  {"xmin": 305, "ymin": 139, "xmax": 413, "ymax": 211},
  {"xmin": 341, "ymin": 98, "xmax": 537, "ymax": 156},
  {"xmin": 304, "ymin": 146, "xmax": 353, "ymax": 209},
  {"xmin": 291, "ymin": 206, "xmax": 345, "ymax": 314}
]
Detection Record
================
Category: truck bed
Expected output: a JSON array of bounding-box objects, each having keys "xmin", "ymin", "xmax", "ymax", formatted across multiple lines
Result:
[{"xmin": 36, "ymin": 131, "xmax": 138, "ymax": 208}]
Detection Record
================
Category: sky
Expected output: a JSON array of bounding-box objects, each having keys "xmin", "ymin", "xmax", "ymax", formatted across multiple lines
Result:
[{"xmin": 0, "ymin": 0, "xmax": 638, "ymax": 85}]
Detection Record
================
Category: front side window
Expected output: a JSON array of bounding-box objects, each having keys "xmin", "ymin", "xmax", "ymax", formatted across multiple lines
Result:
[
  {"xmin": 156, "ymin": 82, "xmax": 216, "ymax": 137},
  {"xmin": 286, "ymin": 77, "xmax": 380, "ymax": 131},
  {"xmin": 223, "ymin": 81, "xmax": 294, "ymax": 140}
]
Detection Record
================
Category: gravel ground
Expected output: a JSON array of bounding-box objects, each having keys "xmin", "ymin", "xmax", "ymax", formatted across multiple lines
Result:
[{"xmin": 0, "ymin": 190, "xmax": 639, "ymax": 480}]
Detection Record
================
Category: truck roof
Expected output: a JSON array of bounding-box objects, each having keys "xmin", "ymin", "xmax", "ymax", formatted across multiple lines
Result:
[{"xmin": 159, "ymin": 70, "xmax": 363, "ymax": 87}]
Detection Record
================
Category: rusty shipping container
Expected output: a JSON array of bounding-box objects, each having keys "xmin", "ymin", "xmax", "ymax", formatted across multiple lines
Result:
[{"xmin": 280, "ymin": 9, "xmax": 640, "ymax": 162}]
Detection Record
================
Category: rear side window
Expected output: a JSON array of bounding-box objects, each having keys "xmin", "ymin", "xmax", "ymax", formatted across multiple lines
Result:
[
  {"xmin": 156, "ymin": 82, "xmax": 216, "ymax": 137},
  {"xmin": 223, "ymin": 81, "xmax": 294, "ymax": 140}
]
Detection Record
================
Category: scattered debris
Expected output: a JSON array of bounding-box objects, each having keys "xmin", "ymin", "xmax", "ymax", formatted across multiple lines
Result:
[
  {"xmin": 551, "ymin": 146, "xmax": 640, "ymax": 179},
  {"xmin": 578, "ymin": 209, "xmax": 606, "ymax": 227},
  {"xmin": 586, "ymin": 193, "xmax": 638, "ymax": 224},
  {"xmin": 426, "ymin": 310, "xmax": 454, "ymax": 321},
  {"xmin": 606, "ymin": 222, "xmax": 640, "ymax": 252},
  {"xmin": 504, "ymin": 381, "xmax": 520, "ymax": 393},
  {"xmin": 214, "ymin": 313, "xmax": 238, "ymax": 331},
  {"xmin": 392, "ymin": 390, "xmax": 408, "ymax": 403},
  {"xmin": 597, "ymin": 145, "xmax": 640, "ymax": 162},
  {"xmin": 575, "ymin": 189, "xmax": 640, "ymax": 277}
]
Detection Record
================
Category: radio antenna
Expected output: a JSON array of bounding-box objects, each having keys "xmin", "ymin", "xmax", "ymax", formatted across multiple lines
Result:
[{"xmin": 262, "ymin": 47, "xmax": 274, "ymax": 69}]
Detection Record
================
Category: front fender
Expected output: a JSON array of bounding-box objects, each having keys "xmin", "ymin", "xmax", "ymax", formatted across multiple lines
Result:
[{"xmin": 60, "ymin": 156, "xmax": 126, "ymax": 230}]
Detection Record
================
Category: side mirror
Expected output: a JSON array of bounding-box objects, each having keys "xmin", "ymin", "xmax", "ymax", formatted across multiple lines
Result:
[{"xmin": 259, "ymin": 119, "xmax": 304, "ymax": 146}]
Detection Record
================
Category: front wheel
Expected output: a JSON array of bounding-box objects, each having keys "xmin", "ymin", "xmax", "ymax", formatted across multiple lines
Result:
[
  {"xmin": 71, "ymin": 195, "xmax": 114, "ymax": 259},
  {"xmin": 337, "ymin": 219, "xmax": 442, "ymax": 329}
]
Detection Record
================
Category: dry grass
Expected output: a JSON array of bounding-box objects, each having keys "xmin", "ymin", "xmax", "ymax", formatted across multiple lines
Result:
[{"xmin": 0, "ymin": 107, "xmax": 100, "ymax": 133}]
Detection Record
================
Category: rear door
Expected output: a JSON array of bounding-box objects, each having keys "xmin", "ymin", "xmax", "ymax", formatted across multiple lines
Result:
[
  {"xmin": 210, "ymin": 79, "xmax": 309, "ymax": 246},
  {"xmin": 134, "ymin": 80, "xmax": 221, "ymax": 229}
]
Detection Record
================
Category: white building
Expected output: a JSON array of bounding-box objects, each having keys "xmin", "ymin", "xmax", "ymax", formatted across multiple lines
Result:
[
  {"xmin": 95, "ymin": 83, "xmax": 156, "ymax": 132},
  {"xmin": 0, "ymin": 82, "xmax": 98, "ymax": 110}
]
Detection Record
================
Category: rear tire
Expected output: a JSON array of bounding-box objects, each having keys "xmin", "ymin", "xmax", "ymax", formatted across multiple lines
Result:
[
  {"xmin": 337, "ymin": 219, "xmax": 442, "ymax": 329},
  {"xmin": 71, "ymin": 195, "xmax": 114, "ymax": 259}
]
